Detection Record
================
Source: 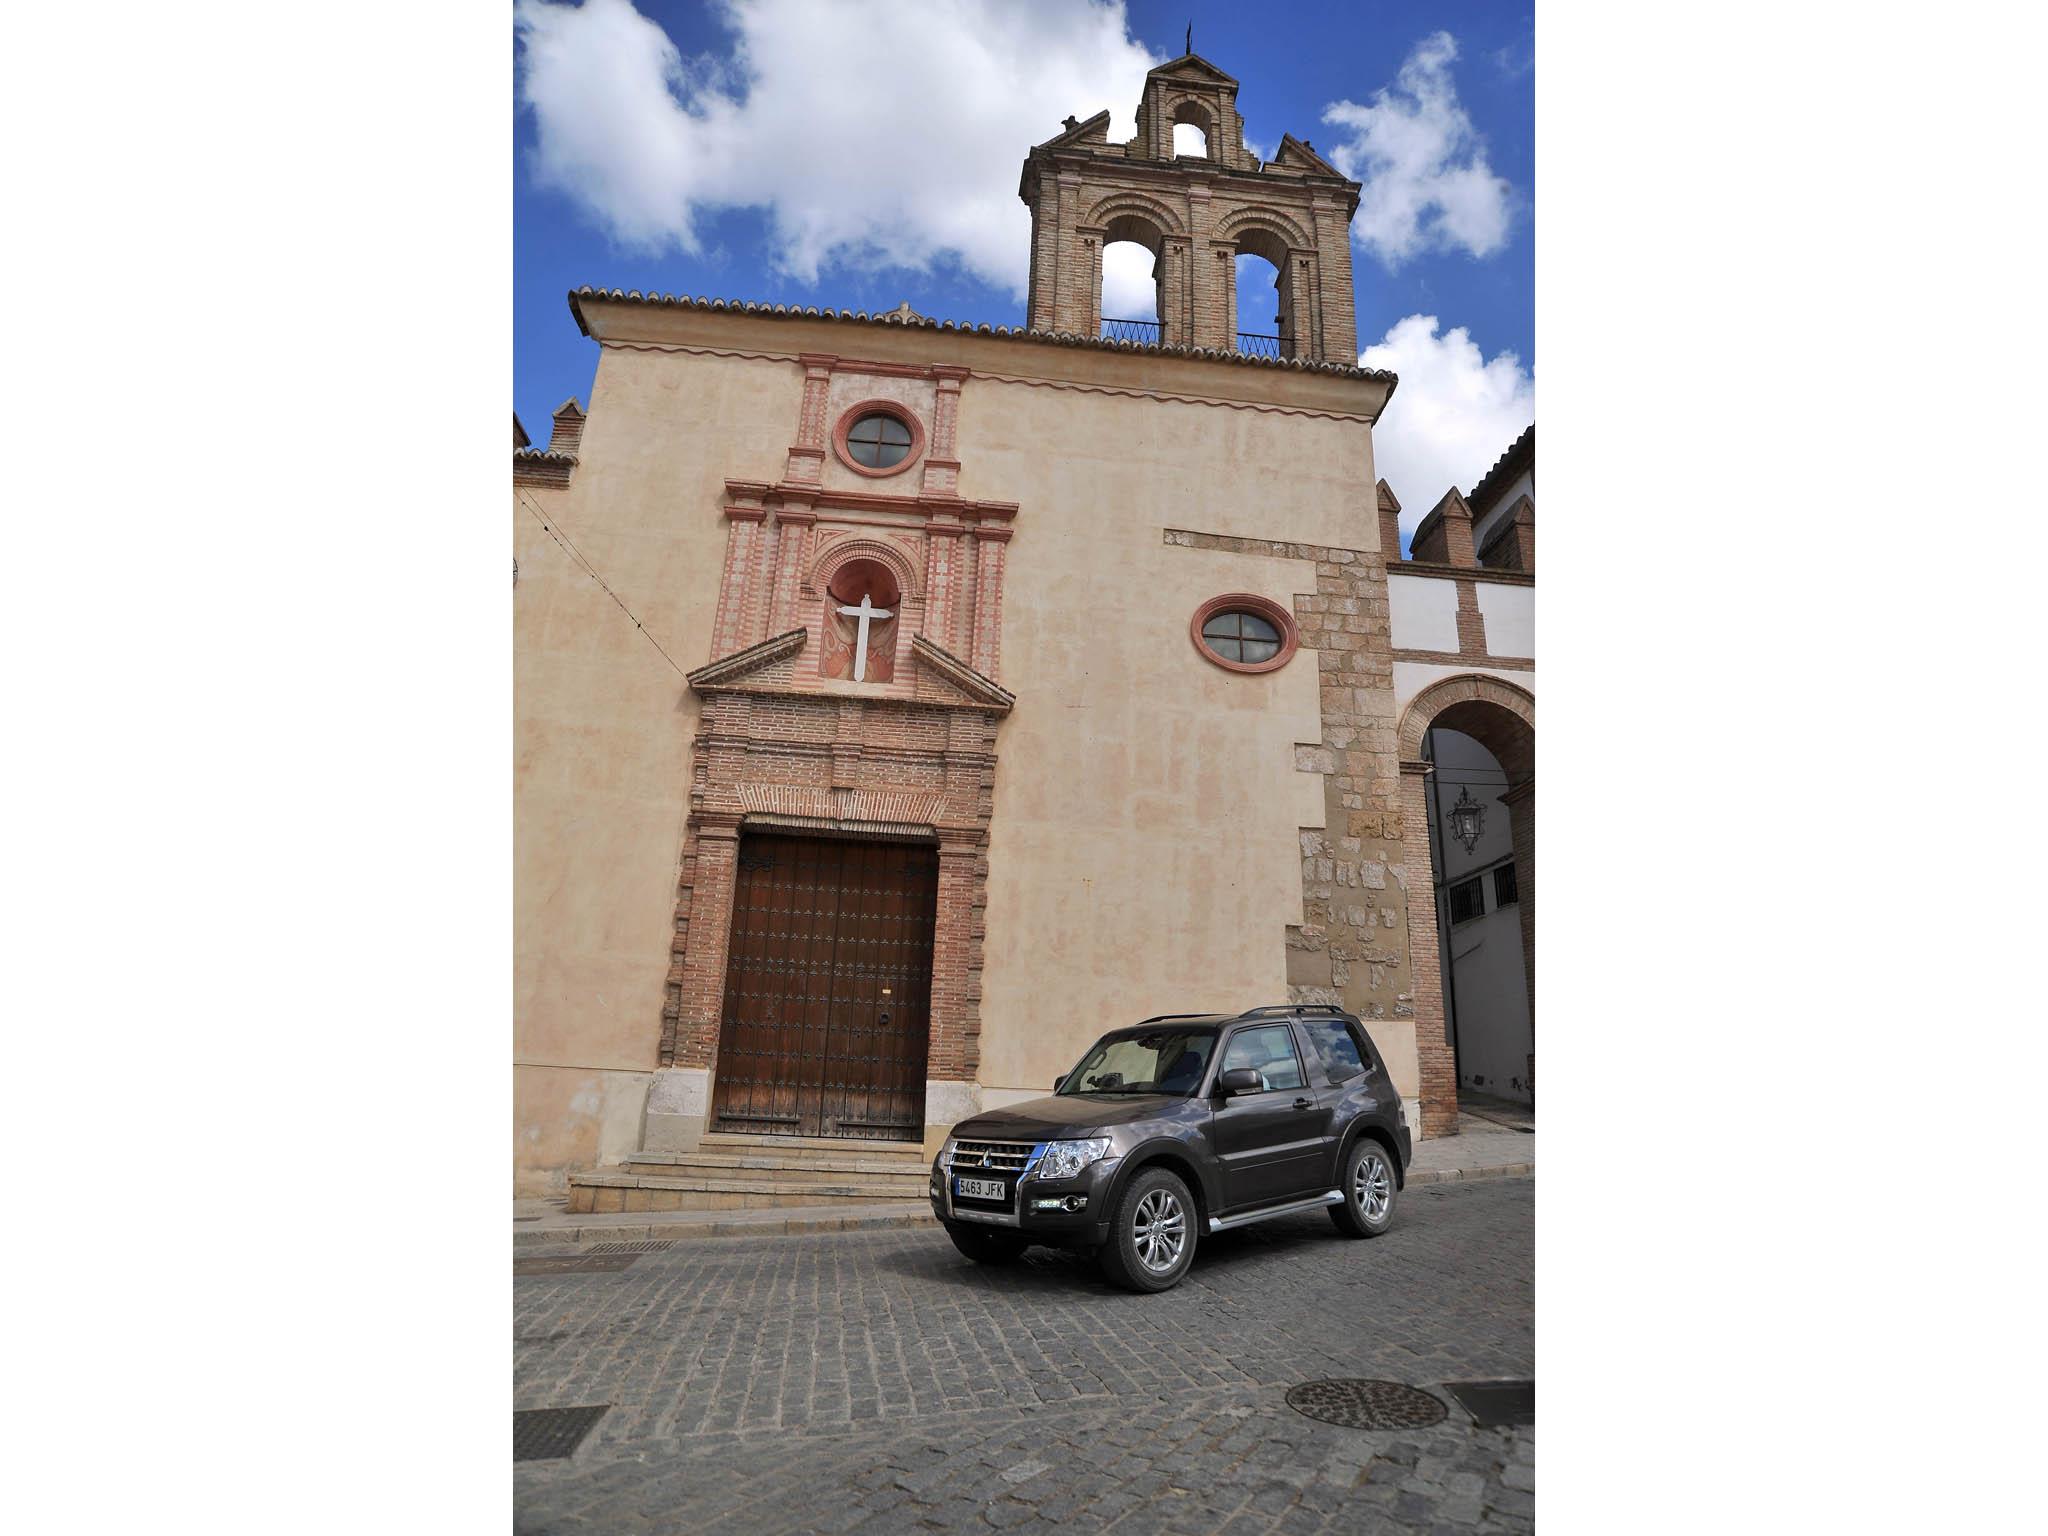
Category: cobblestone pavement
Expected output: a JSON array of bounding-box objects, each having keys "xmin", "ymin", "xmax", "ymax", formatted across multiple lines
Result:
[{"xmin": 515, "ymin": 1178, "xmax": 1533, "ymax": 1534}]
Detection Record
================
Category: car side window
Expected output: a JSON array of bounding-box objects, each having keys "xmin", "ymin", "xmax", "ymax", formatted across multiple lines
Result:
[
  {"xmin": 1218, "ymin": 1024, "xmax": 1306, "ymax": 1092},
  {"xmin": 1300, "ymin": 1018, "xmax": 1368, "ymax": 1086}
]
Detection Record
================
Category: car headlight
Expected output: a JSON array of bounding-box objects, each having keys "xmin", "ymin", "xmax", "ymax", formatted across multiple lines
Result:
[
  {"xmin": 1036, "ymin": 1138, "xmax": 1110, "ymax": 1181},
  {"xmin": 939, "ymin": 1136, "xmax": 959, "ymax": 1165}
]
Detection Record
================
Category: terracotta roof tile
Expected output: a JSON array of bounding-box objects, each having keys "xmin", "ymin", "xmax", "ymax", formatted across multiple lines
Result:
[{"xmin": 567, "ymin": 287, "xmax": 1396, "ymax": 386}]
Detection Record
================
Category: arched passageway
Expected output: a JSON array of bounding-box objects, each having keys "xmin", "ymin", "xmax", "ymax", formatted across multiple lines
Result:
[{"xmin": 1397, "ymin": 676, "xmax": 1535, "ymax": 1137}]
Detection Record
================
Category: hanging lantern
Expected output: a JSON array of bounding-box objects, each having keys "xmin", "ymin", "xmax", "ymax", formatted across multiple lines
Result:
[{"xmin": 1448, "ymin": 786, "xmax": 1486, "ymax": 854}]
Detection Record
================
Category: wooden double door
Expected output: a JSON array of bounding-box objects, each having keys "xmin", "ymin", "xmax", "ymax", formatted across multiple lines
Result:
[{"xmin": 710, "ymin": 832, "xmax": 938, "ymax": 1141}]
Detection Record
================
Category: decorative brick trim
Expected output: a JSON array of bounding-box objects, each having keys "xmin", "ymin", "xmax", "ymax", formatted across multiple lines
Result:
[
  {"xmin": 659, "ymin": 681, "xmax": 1008, "ymax": 1099},
  {"xmin": 810, "ymin": 534, "xmax": 923, "ymax": 603},
  {"xmin": 1387, "ymin": 559, "xmax": 1534, "ymax": 588},
  {"xmin": 1189, "ymin": 591, "xmax": 1301, "ymax": 674},
  {"xmin": 1454, "ymin": 579, "xmax": 1488, "ymax": 656},
  {"xmin": 513, "ymin": 449, "xmax": 575, "ymax": 489},
  {"xmin": 830, "ymin": 400, "xmax": 926, "ymax": 479},
  {"xmin": 1395, "ymin": 673, "xmax": 1536, "ymax": 763},
  {"xmin": 1391, "ymin": 648, "xmax": 1534, "ymax": 671}
]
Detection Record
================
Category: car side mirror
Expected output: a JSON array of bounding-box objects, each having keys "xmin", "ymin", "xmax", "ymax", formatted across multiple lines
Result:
[
  {"xmin": 1215, "ymin": 1067, "xmax": 1264, "ymax": 1097},
  {"xmin": 1052, "ymin": 1075, "xmax": 1065, "ymax": 1092}
]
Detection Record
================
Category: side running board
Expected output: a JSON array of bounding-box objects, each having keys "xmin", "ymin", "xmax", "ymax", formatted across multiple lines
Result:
[{"xmin": 1207, "ymin": 1190, "xmax": 1343, "ymax": 1233}]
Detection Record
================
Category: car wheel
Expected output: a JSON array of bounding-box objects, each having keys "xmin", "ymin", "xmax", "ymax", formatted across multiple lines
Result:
[
  {"xmin": 1329, "ymin": 1137, "xmax": 1398, "ymax": 1239},
  {"xmin": 1098, "ymin": 1166, "xmax": 1198, "ymax": 1292},
  {"xmin": 944, "ymin": 1222, "xmax": 1030, "ymax": 1265}
]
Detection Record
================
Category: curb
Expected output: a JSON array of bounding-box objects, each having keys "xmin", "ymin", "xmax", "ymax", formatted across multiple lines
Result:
[
  {"xmin": 515, "ymin": 1203, "xmax": 938, "ymax": 1247},
  {"xmin": 1408, "ymin": 1162, "xmax": 1534, "ymax": 1187},
  {"xmin": 514, "ymin": 1163, "xmax": 1532, "ymax": 1247}
]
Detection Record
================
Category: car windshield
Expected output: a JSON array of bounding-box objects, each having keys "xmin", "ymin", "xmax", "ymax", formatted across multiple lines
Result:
[{"xmin": 1058, "ymin": 1028, "xmax": 1216, "ymax": 1097}]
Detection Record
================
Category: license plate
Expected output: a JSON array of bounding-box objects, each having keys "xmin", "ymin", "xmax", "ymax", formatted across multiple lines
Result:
[{"xmin": 955, "ymin": 1176, "xmax": 1006, "ymax": 1202}]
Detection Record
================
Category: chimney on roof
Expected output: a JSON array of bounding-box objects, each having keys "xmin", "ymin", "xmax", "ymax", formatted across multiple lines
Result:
[
  {"xmin": 1409, "ymin": 488, "xmax": 1477, "ymax": 567},
  {"xmin": 548, "ymin": 398, "xmax": 585, "ymax": 458},
  {"xmin": 1375, "ymin": 479, "xmax": 1402, "ymax": 562}
]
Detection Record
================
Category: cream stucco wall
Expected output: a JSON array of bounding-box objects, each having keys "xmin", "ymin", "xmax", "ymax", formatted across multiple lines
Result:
[
  {"xmin": 513, "ymin": 345, "xmax": 805, "ymax": 1193},
  {"xmin": 958, "ymin": 374, "xmax": 1375, "ymax": 1100}
]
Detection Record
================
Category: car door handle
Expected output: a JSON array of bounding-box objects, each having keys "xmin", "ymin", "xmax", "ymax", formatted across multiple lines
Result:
[{"xmin": 1292, "ymin": 1097, "xmax": 1314, "ymax": 1110}]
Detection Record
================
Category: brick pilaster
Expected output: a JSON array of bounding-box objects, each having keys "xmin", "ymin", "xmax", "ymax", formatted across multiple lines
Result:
[
  {"xmin": 1400, "ymin": 761, "xmax": 1459, "ymax": 1137},
  {"xmin": 710, "ymin": 496, "xmax": 766, "ymax": 658},
  {"xmin": 1454, "ymin": 578, "xmax": 1489, "ymax": 656},
  {"xmin": 967, "ymin": 525, "xmax": 1010, "ymax": 679},
  {"xmin": 766, "ymin": 505, "xmax": 815, "ymax": 637},
  {"xmin": 666, "ymin": 813, "xmax": 741, "ymax": 1070},
  {"xmin": 923, "ymin": 520, "xmax": 966, "ymax": 653}
]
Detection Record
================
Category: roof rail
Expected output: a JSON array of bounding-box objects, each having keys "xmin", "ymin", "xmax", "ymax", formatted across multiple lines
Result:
[
  {"xmin": 1131, "ymin": 1012, "xmax": 1225, "ymax": 1026},
  {"xmin": 1238, "ymin": 1003, "xmax": 1349, "ymax": 1019}
]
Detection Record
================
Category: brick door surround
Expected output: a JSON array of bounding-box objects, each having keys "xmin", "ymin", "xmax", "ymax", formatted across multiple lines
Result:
[{"xmin": 655, "ymin": 346, "xmax": 1018, "ymax": 1149}]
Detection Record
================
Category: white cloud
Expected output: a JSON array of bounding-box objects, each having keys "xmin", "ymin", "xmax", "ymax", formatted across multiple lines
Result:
[
  {"xmin": 1321, "ymin": 32, "xmax": 1513, "ymax": 270},
  {"xmin": 514, "ymin": 0, "xmax": 1159, "ymax": 297},
  {"xmin": 1100, "ymin": 242, "xmax": 1157, "ymax": 321},
  {"xmin": 1361, "ymin": 314, "xmax": 1534, "ymax": 539}
]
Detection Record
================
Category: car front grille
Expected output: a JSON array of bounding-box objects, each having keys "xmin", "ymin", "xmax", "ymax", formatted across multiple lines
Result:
[{"xmin": 951, "ymin": 1139, "xmax": 1034, "ymax": 1172}]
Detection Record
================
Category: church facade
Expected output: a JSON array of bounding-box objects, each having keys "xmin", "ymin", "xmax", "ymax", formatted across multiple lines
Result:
[{"xmin": 513, "ymin": 55, "xmax": 1526, "ymax": 1202}]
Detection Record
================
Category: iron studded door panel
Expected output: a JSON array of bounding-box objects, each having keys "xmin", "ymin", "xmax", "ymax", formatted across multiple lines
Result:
[{"xmin": 712, "ymin": 834, "xmax": 937, "ymax": 1140}]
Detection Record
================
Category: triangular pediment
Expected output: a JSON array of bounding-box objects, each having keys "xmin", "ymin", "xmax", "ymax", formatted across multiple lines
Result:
[
  {"xmin": 911, "ymin": 634, "xmax": 1014, "ymax": 713},
  {"xmin": 1272, "ymin": 133, "xmax": 1343, "ymax": 177},
  {"xmin": 1376, "ymin": 478, "xmax": 1401, "ymax": 513},
  {"xmin": 1035, "ymin": 109, "xmax": 1110, "ymax": 150},
  {"xmin": 1148, "ymin": 53, "xmax": 1239, "ymax": 87},
  {"xmin": 687, "ymin": 628, "xmax": 806, "ymax": 691}
]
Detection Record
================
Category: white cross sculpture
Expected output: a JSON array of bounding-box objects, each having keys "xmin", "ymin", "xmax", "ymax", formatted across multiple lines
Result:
[{"xmin": 835, "ymin": 592, "xmax": 894, "ymax": 681}]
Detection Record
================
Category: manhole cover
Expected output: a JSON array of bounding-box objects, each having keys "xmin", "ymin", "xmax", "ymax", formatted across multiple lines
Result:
[
  {"xmin": 514, "ymin": 1253, "xmax": 641, "ymax": 1276},
  {"xmin": 584, "ymin": 1240, "xmax": 676, "ymax": 1255},
  {"xmin": 1443, "ymin": 1379, "xmax": 1534, "ymax": 1427},
  {"xmin": 514, "ymin": 1405, "xmax": 608, "ymax": 1461},
  {"xmin": 1285, "ymin": 1379, "xmax": 1447, "ymax": 1430}
]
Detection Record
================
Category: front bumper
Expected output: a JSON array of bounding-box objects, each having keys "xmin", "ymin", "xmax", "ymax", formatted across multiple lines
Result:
[{"xmin": 929, "ymin": 1145, "xmax": 1121, "ymax": 1245}]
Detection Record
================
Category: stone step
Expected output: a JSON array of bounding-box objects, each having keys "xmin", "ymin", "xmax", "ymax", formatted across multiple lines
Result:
[
  {"xmin": 619, "ymin": 1162, "xmax": 929, "ymax": 1194},
  {"xmin": 698, "ymin": 1131, "xmax": 926, "ymax": 1156},
  {"xmin": 626, "ymin": 1150, "xmax": 931, "ymax": 1177},
  {"xmin": 568, "ymin": 1168, "xmax": 932, "ymax": 1215}
]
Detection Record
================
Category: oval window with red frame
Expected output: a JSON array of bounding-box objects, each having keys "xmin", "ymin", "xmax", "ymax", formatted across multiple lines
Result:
[{"xmin": 1190, "ymin": 594, "xmax": 1298, "ymax": 674}]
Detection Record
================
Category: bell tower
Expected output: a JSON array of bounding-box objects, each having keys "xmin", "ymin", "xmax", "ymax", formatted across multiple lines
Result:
[{"xmin": 1017, "ymin": 51, "xmax": 1362, "ymax": 363}]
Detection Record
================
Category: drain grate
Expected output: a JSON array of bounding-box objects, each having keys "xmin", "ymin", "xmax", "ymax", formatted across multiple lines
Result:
[
  {"xmin": 1443, "ymin": 1379, "xmax": 1534, "ymax": 1427},
  {"xmin": 583, "ymin": 1240, "xmax": 677, "ymax": 1255},
  {"xmin": 514, "ymin": 1405, "xmax": 609, "ymax": 1461},
  {"xmin": 514, "ymin": 1253, "xmax": 642, "ymax": 1276},
  {"xmin": 1286, "ymin": 1379, "xmax": 1448, "ymax": 1430}
]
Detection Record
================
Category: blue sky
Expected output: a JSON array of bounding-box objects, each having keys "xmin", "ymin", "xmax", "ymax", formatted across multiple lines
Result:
[{"xmin": 514, "ymin": 0, "xmax": 1535, "ymax": 534}]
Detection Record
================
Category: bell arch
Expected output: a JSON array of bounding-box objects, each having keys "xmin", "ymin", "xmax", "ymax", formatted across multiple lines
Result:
[
  {"xmin": 1168, "ymin": 97, "xmax": 1213, "ymax": 158},
  {"xmin": 1084, "ymin": 194, "xmax": 1186, "ymax": 345},
  {"xmin": 1021, "ymin": 50, "xmax": 1362, "ymax": 355}
]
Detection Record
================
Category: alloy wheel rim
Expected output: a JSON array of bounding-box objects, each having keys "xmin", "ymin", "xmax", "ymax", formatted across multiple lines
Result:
[
  {"xmin": 1133, "ymin": 1189, "xmax": 1187, "ymax": 1273},
  {"xmin": 1355, "ymin": 1152, "xmax": 1392, "ymax": 1222}
]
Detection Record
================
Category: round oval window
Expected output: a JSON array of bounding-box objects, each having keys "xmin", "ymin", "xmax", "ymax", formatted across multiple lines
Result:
[
  {"xmin": 845, "ymin": 411, "xmax": 913, "ymax": 468},
  {"xmin": 1200, "ymin": 609, "xmax": 1283, "ymax": 665}
]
